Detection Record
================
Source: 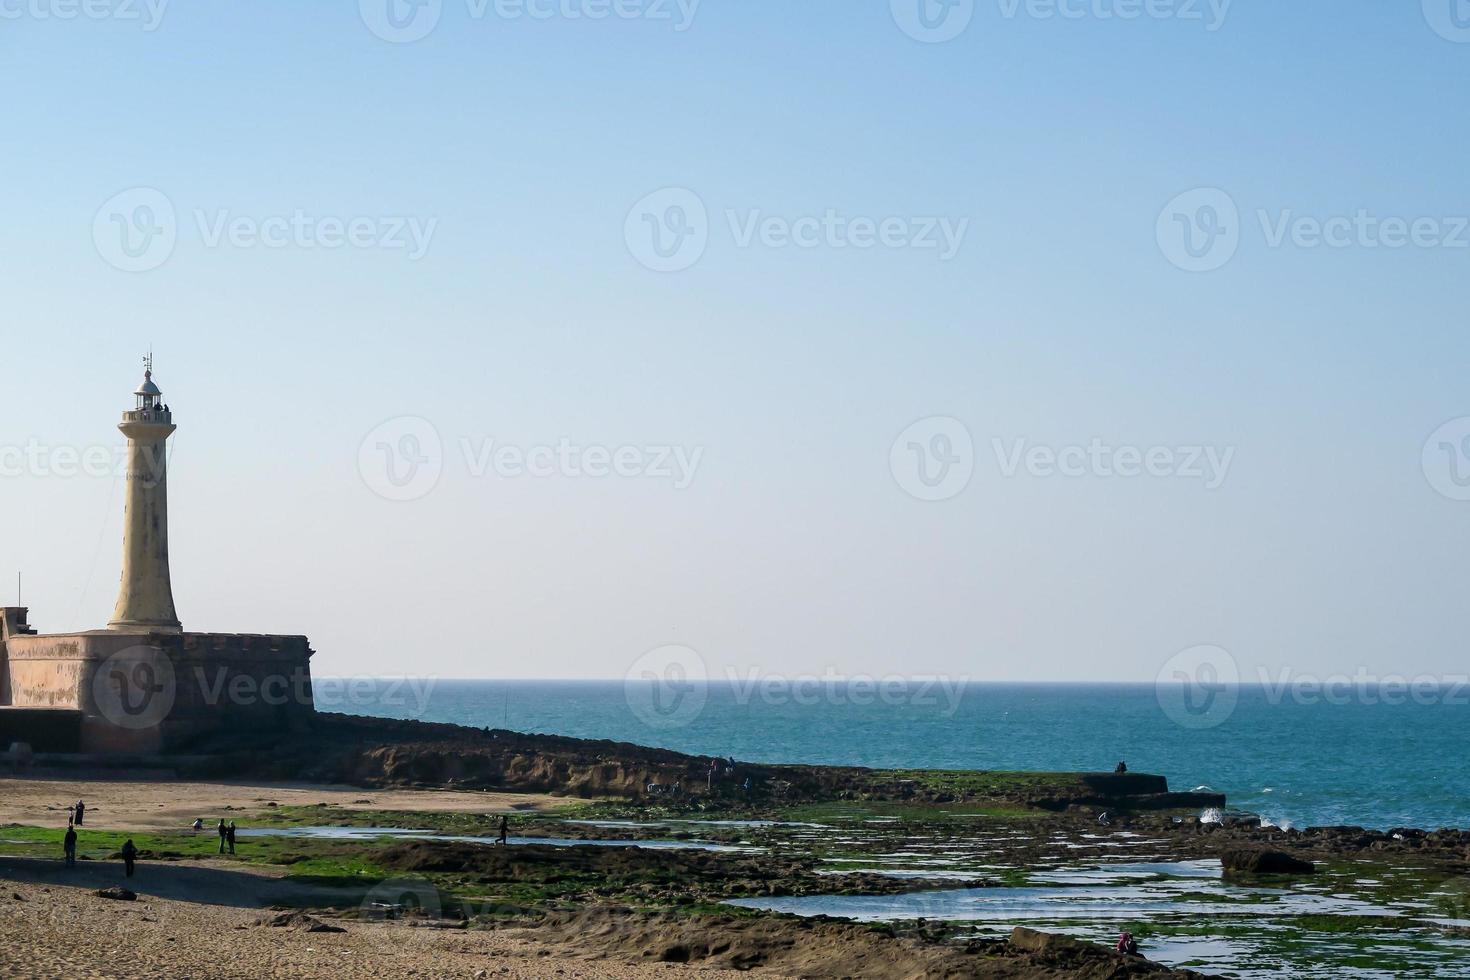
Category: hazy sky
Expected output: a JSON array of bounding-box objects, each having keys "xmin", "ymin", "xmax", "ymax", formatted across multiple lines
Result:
[{"xmin": 2, "ymin": 1, "xmax": 1468, "ymax": 684}]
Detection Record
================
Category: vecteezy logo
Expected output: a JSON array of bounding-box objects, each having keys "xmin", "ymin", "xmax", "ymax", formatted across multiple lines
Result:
[
  {"xmin": 891, "ymin": 0, "xmax": 974, "ymax": 43},
  {"xmin": 1156, "ymin": 644, "xmax": 1239, "ymax": 730},
  {"xmin": 93, "ymin": 188, "xmax": 177, "ymax": 273},
  {"xmin": 624, "ymin": 645, "xmax": 708, "ymax": 730},
  {"xmin": 624, "ymin": 188, "xmax": 709, "ymax": 273},
  {"xmin": 92, "ymin": 645, "xmax": 177, "ymax": 731},
  {"xmin": 889, "ymin": 416, "xmax": 975, "ymax": 502},
  {"xmin": 1156, "ymin": 188, "xmax": 1240, "ymax": 273},
  {"xmin": 1423, "ymin": 0, "xmax": 1470, "ymax": 42},
  {"xmin": 1422, "ymin": 417, "xmax": 1470, "ymax": 501},
  {"xmin": 358, "ymin": 416, "xmax": 444, "ymax": 502},
  {"xmin": 360, "ymin": 0, "xmax": 442, "ymax": 42}
]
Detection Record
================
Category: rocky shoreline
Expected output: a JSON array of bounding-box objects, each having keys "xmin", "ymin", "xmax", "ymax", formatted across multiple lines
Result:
[{"xmin": 5, "ymin": 714, "xmax": 1468, "ymax": 977}]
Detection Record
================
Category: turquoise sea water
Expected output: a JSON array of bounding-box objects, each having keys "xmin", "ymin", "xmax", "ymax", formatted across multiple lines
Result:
[{"xmin": 336, "ymin": 681, "xmax": 1470, "ymax": 832}]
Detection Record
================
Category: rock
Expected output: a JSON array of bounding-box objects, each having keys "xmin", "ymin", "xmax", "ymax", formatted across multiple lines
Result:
[
  {"xmin": 1008, "ymin": 927, "xmax": 1094, "ymax": 956},
  {"xmin": 255, "ymin": 911, "xmax": 346, "ymax": 933},
  {"xmin": 659, "ymin": 944, "xmax": 693, "ymax": 963},
  {"xmin": 1221, "ymin": 848, "xmax": 1315, "ymax": 875},
  {"xmin": 96, "ymin": 887, "xmax": 137, "ymax": 901},
  {"xmin": 11, "ymin": 892, "xmax": 25, "ymax": 902}
]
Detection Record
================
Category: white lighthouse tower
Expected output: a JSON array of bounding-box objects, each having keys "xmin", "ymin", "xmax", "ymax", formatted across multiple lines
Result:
[{"xmin": 108, "ymin": 355, "xmax": 182, "ymax": 633}]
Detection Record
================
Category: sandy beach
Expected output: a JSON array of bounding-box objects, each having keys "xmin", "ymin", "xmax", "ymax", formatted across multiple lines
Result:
[
  {"xmin": 0, "ymin": 872, "xmax": 770, "ymax": 980},
  {"xmin": 0, "ymin": 775, "xmax": 559, "ymax": 833},
  {"xmin": 0, "ymin": 775, "xmax": 785, "ymax": 978}
]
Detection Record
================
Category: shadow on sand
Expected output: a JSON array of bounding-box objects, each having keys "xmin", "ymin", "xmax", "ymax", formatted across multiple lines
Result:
[{"xmin": 0, "ymin": 856, "xmax": 363, "ymax": 910}]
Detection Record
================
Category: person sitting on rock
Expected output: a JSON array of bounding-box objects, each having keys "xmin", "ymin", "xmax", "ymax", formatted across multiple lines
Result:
[{"xmin": 1116, "ymin": 931, "xmax": 1139, "ymax": 956}]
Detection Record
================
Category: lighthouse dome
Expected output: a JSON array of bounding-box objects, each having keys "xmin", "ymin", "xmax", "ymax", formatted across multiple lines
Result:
[{"xmin": 135, "ymin": 374, "xmax": 162, "ymax": 397}]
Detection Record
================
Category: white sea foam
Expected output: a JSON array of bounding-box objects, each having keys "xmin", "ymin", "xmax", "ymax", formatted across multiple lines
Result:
[{"xmin": 1200, "ymin": 808, "xmax": 1223, "ymax": 825}]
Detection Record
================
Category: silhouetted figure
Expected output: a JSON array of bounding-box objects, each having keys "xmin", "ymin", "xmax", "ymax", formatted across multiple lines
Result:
[
  {"xmin": 1117, "ymin": 931, "xmax": 1139, "ymax": 956},
  {"xmin": 217, "ymin": 820, "xmax": 228, "ymax": 854},
  {"xmin": 121, "ymin": 839, "xmax": 138, "ymax": 878},
  {"xmin": 1115, "ymin": 761, "xmax": 1128, "ymax": 775},
  {"xmin": 497, "ymin": 815, "xmax": 509, "ymax": 846},
  {"xmin": 226, "ymin": 821, "xmax": 237, "ymax": 855},
  {"xmin": 64, "ymin": 826, "xmax": 78, "ymax": 868},
  {"xmin": 74, "ymin": 800, "xmax": 85, "ymax": 826}
]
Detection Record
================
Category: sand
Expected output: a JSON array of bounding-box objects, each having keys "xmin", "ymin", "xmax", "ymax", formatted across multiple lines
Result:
[
  {"xmin": 0, "ymin": 776, "xmax": 779, "ymax": 977},
  {"xmin": 0, "ymin": 775, "xmax": 560, "ymax": 832},
  {"xmin": 0, "ymin": 875, "xmax": 770, "ymax": 979}
]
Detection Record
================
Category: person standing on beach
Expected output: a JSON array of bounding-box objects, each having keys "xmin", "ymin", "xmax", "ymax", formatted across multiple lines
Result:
[
  {"xmin": 226, "ymin": 821, "xmax": 237, "ymax": 855},
  {"xmin": 63, "ymin": 825, "xmax": 77, "ymax": 868},
  {"xmin": 120, "ymin": 839, "xmax": 138, "ymax": 878},
  {"xmin": 217, "ymin": 820, "xmax": 228, "ymax": 854},
  {"xmin": 74, "ymin": 800, "xmax": 85, "ymax": 826}
]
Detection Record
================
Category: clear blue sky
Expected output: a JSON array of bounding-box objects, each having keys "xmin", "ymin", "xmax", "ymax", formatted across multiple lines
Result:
[{"xmin": 2, "ymin": 2, "xmax": 1468, "ymax": 682}]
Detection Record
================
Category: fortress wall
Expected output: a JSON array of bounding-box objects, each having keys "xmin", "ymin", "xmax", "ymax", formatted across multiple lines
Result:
[
  {"xmin": 3, "ymin": 630, "xmax": 314, "ymax": 754},
  {"xmin": 4, "ymin": 634, "xmax": 103, "ymax": 709},
  {"xmin": 1, "ymin": 607, "xmax": 40, "ymax": 705}
]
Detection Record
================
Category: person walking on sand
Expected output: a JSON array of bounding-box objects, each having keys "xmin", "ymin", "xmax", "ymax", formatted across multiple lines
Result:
[
  {"xmin": 217, "ymin": 819, "xmax": 228, "ymax": 854},
  {"xmin": 74, "ymin": 799, "xmax": 85, "ymax": 826},
  {"xmin": 226, "ymin": 821, "xmax": 237, "ymax": 855},
  {"xmin": 120, "ymin": 839, "xmax": 138, "ymax": 878},
  {"xmin": 63, "ymin": 825, "xmax": 77, "ymax": 868},
  {"xmin": 497, "ymin": 815, "xmax": 509, "ymax": 846}
]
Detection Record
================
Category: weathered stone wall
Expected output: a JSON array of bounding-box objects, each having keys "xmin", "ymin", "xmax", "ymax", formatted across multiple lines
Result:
[
  {"xmin": 1, "ymin": 607, "xmax": 39, "ymax": 705},
  {"xmin": 2, "ymin": 629, "xmax": 315, "ymax": 754},
  {"xmin": 5, "ymin": 634, "xmax": 93, "ymax": 709}
]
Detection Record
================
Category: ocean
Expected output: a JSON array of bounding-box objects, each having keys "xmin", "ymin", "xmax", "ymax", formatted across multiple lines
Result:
[{"xmin": 332, "ymin": 680, "xmax": 1470, "ymax": 832}]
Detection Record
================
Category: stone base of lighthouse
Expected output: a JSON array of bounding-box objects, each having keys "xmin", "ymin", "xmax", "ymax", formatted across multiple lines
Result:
[{"xmin": 0, "ymin": 610, "xmax": 314, "ymax": 755}]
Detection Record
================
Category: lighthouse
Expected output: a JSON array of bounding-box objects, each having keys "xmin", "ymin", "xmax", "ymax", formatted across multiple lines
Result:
[
  {"xmin": 1, "ymin": 356, "xmax": 315, "ymax": 754},
  {"xmin": 109, "ymin": 356, "xmax": 182, "ymax": 632}
]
